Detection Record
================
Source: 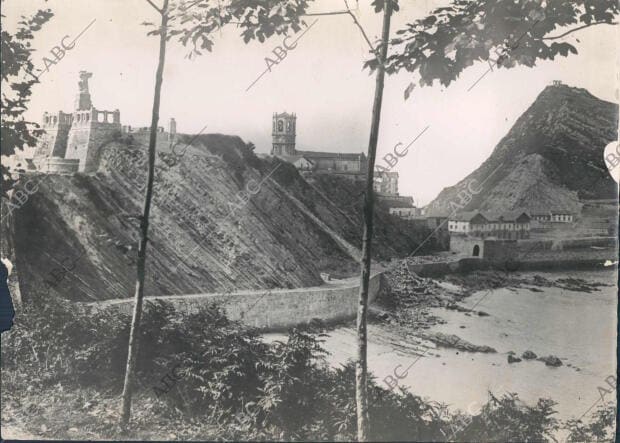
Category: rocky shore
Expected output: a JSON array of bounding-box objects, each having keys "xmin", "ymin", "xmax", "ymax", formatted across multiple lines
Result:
[{"xmin": 374, "ymin": 260, "xmax": 612, "ymax": 359}]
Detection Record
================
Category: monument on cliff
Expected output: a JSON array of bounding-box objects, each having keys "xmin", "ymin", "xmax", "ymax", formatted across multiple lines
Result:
[{"xmin": 34, "ymin": 71, "xmax": 121, "ymax": 173}]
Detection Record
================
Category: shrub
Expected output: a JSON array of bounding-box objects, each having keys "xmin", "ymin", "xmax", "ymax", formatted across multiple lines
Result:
[
  {"xmin": 4, "ymin": 298, "xmax": 604, "ymax": 442},
  {"xmin": 565, "ymin": 402, "xmax": 616, "ymax": 442},
  {"xmin": 458, "ymin": 392, "xmax": 559, "ymax": 442},
  {"xmin": 1, "ymin": 296, "xmax": 129, "ymax": 389}
]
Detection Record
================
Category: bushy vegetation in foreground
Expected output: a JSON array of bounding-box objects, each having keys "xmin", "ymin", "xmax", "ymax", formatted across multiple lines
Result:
[{"xmin": 1, "ymin": 297, "xmax": 615, "ymax": 441}]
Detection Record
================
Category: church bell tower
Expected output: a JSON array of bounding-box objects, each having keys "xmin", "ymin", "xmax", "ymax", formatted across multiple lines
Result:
[{"xmin": 271, "ymin": 112, "xmax": 296, "ymax": 156}]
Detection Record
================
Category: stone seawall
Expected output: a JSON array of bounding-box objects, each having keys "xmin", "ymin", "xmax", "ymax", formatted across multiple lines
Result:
[
  {"xmin": 90, "ymin": 272, "xmax": 383, "ymax": 331},
  {"xmin": 450, "ymin": 236, "xmax": 616, "ymax": 262},
  {"xmin": 408, "ymin": 243, "xmax": 617, "ymax": 277},
  {"xmin": 482, "ymin": 236, "xmax": 616, "ymax": 261}
]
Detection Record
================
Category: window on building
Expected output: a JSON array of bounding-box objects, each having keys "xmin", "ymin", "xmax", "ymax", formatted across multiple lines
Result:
[{"xmin": 278, "ymin": 120, "xmax": 284, "ymax": 131}]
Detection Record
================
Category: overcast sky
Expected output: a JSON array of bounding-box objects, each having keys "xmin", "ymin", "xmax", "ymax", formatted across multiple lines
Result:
[{"xmin": 5, "ymin": 0, "xmax": 618, "ymax": 205}]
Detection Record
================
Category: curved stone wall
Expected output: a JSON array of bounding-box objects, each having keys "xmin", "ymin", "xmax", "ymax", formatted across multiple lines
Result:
[{"xmin": 90, "ymin": 272, "xmax": 384, "ymax": 331}]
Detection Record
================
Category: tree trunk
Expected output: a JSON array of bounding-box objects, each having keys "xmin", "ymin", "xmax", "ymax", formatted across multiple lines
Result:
[
  {"xmin": 356, "ymin": 2, "xmax": 392, "ymax": 441},
  {"xmin": 120, "ymin": 0, "xmax": 169, "ymax": 427}
]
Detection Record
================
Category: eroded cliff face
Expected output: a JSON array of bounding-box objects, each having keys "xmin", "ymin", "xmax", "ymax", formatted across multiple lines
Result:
[
  {"xmin": 3, "ymin": 130, "xmax": 444, "ymax": 303},
  {"xmin": 3, "ymin": 134, "xmax": 364, "ymax": 302}
]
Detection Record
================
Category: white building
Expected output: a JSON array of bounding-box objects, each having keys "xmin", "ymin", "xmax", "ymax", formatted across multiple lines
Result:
[
  {"xmin": 389, "ymin": 207, "xmax": 423, "ymax": 219},
  {"xmin": 448, "ymin": 210, "xmax": 531, "ymax": 240},
  {"xmin": 530, "ymin": 210, "xmax": 574, "ymax": 223}
]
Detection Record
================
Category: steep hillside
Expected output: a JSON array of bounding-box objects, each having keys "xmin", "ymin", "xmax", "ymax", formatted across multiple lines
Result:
[
  {"xmin": 305, "ymin": 174, "xmax": 443, "ymax": 256},
  {"xmin": 2, "ymin": 133, "xmax": 436, "ymax": 303},
  {"xmin": 426, "ymin": 84, "xmax": 618, "ymax": 216}
]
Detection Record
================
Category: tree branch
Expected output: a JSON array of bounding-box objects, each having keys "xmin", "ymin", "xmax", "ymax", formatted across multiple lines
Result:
[
  {"xmin": 299, "ymin": 2, "xmax": 382, "ymax": 63},
  {"xmin": 303, "ymin": 11, "xmax": 350, "ymax": 16},
  {"xmin": 542, "ymin": 21, "xmax": 616, "ymax": 40},
  {"xmin": 343, "ymin": 0, "xmax": 384, "ymax": 64},
  {"xmin": 145, "ymin": 0, "xmax": 163, "ymax": 14}
]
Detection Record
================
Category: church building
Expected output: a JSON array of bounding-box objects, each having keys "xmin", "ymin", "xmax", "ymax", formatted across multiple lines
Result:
[{"xmin": 271, "ymin": 112, "xmax": 368, "ymax": 178}]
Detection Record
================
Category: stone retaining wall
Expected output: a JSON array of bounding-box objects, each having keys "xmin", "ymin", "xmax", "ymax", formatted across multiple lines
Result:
[
  {"xmin": 408, "ymin": 245, "xmax": 617, "ymax": 277},
  {"xmin": 91, "ymin": 272, "xmax": 383, "ymax": 331},
  {"xmin": 482, "ymin": 237, "xmax": 616, "ymax": 261}
]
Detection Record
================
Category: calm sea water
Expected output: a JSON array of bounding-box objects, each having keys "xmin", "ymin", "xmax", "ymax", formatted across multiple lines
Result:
[{"xmin": 302, "ymin": 269, "xmax": 617, "ymax": 426}]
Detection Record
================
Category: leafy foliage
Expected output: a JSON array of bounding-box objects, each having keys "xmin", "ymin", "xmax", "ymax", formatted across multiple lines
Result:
[
  {"xmin": 3, "ymin": 297, "xmax": 611, "ymax": 441},
  {"xmin": 1, "ymin": 297, "xmax": 128, "ymax": 388},
  {"xmin": 0, "ymin": 3, "xmax": 53, "ymax": 194},
  {"xmin": 458, "ymin": 392, "xmax": 559, "ymax": 442},
  {"xmin": 371, "ymin": 0, "xmax": 399, "ymax": 14},
  {"xmin": 565, "ymin": 402, "xmax": 617, "ymax": 442},
  {"xmin": 143, "ymin": 0, "xmax": 312, "ymax": 57},
  {"xmin": 365, "ymin": 0, "xmax": 618, "ymax": 90}
]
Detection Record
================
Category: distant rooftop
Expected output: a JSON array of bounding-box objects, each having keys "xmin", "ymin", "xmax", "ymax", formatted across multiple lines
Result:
[
  {"xmin": 296, "ymin": 150, "xmax": 366, "ymax": 160},
  {"xmin": 451, "ymin": 209, "xmax": 531, "ymax": 222}
]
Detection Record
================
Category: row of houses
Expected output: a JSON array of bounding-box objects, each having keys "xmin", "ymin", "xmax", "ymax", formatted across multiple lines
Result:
[
  {"xmin": 448, "ymin": 210, "xmax": 532, "ymax": 240},
  {"xmin": 387, "ymin": 206, "xmax": 577, "ymax": 258},
  {"xmin": 530, "ymin": 211, "xmax": 575, "ymax": 223},
  {"xmin": 390, "ymin": 206, "xmax": 575, "ymax": 230}
]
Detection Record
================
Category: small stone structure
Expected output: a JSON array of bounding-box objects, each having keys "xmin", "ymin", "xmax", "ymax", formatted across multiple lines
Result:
[
  {"xmin": 450, "ymin": 235, "xmax": 486, "ymax": 257},
  {"xmin": 168, "ymin": 117, "xmax": 177, "ymax": 141}
]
